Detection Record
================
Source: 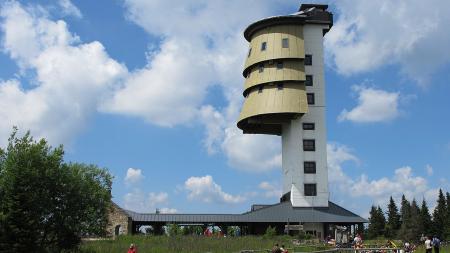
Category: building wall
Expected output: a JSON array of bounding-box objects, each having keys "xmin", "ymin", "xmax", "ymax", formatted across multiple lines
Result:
[
  {"xmin": 106, "ymin": 203, "xmax": 131, "ymax": 237},
  {"xmin": 282, "ymin": 24, "xmax": 329, "ymax": 207},
  {"xmin": 244, "ymin": 24, "xmax": 305, "ymax": 71},
  {"xmin": 244, "ymin": 60, "xmax": 305, "ymax": 91}
]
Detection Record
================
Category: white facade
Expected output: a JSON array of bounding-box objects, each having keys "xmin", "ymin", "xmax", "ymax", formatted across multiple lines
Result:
[{"xmin": 282, "ymin": 24, "xmax": 329, "ymax": 207}]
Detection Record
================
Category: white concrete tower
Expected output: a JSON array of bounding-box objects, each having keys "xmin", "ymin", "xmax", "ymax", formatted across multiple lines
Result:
[{"xmin": 237, "ymin": 4, "xmax": 333, "ymax": 207}]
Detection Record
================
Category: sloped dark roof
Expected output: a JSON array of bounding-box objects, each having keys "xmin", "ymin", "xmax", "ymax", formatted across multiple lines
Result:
[{"xmin": 122, "ymin": 201, "xmax": 367, "ymax": 224}]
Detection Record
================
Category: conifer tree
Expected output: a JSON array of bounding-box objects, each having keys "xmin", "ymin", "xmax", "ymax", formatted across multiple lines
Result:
[
  {"xmin": 398, "ymin": 195, "xmax": 412, "ymax": 241},
  {"xmin": 385, "ymin": 196, "xmax": 401, "ymax": 238},
  {"xmin": 445, "ymin": 192, "xmax": 450, "ymax": 240},
  {"xmin": 368, "ymin": 205, "xmax": 386, "ymax": 238},
  {"xmin": 432, "ymin": 189, "xmax": 447, "ymax": 239},
  {"xmin": 409, "ymin": 199, "xmax": 421, "ymax": 240},
  {"xmin": 419, "ymin": 199, "xmax": 432, "ymax": 236}
]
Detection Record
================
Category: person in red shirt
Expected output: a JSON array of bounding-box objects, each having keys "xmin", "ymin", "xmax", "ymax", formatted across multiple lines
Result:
[{"xmin": 127, "ymin": 243, "xmax": 137, "ymax": 253}]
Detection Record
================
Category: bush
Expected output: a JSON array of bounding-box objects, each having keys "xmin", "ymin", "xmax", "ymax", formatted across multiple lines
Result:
[{"xmin": 264, "ymin": 226, "xmax": 277, "ymax": 237}]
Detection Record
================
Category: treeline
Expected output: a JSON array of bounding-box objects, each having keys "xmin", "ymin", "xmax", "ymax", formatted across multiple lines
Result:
[
  {"xmin": 367, "ymin": 190, "xmax": 450, "ymax": 241},
  {"xmin": 0, "ymin": 129, "xmax": 112, "ymax": 252}
]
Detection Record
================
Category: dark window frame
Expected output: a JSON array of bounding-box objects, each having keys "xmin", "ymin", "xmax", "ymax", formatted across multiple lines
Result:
[
  {"xmin": 282, "ymin": 38, "xmax": 289, "ymax": 48},
  {"xmin": 302, "ymin": 123, "xmax": 315, "ymax": 130},
  {"xmin": 258, "ymin": 64, "xmax": 264, "ymax": 73},
  {"xmin": 276, "ymin": 62, "xmax": 283, "ymax": 69},
  {"xmin": 277, "ymin": 83, "xmax": 283, "ymax": 90},
  {"xmin": 307, "ymin": 93, "xmax": 315, "ymax": 105},
  {"xmin": 261, "ymin": 42, "xmax": 267, "ymax": 51},
  {"xmin": 258, "ymin": 86, "xmax": 263, "ymax": 93},
  {"xmin": 305, "ymin": 75, "xmax": 313, "ymax": 86},
  {"xmin": 303, "ymin": 139, "xmax": 315, "ymax": 151},
  {"xmin": 305, "ymin": 54, "xmax": 312, "ymax": 65},
  {"xmin": 304, "ymin": 183, "xmax": 317, "ymax": 196},
  {"xmin": 304, "ymin": 161, "xmax": 316, "ymax": 174}
]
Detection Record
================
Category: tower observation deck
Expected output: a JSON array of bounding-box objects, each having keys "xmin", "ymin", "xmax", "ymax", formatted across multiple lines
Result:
[{"xmin": 238, "ymin": 4, "xmax": 333, "ymax": 207}]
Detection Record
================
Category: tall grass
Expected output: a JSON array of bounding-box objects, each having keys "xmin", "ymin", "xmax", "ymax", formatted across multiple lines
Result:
[{"xmin": 80, "ymin": 235, "xmax": 329, "ymax": 253}]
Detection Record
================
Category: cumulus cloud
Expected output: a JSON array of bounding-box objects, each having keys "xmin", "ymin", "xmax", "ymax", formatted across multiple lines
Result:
[
  {"xmin": 0, "ymin": 1, "xmax": 126, "ymax": 146},
  {"xmin": 326, "ymin": 0, "xmax": 450, "ymax": 85},
  {"xmin": 124, "ymin": 190, "xmax": 177, "ymax": 213},
  {"xmin": 259, "ymin": 181, "xmax": 282, "ymax": 199},
  {"xmin": 338, "ymin": 86, "xmax": 400, "ymax": 123},
  {"xmin": 100, "ymin": 0, "xmax": 283, "ymax": 171},
  {"xmin": 124, "ymin": 168, "xmax": 144, "ymax": 184},
  {"xmin": 327, "ymin": 142, "xmax": 440, "ymax": 212},
  {"xmin": 184, "ymin": 175, "xmax": 245, "ymax": 204},
  {"xmin": 58, "ymin": 0, "xmax": 82, "ymax": 18}
]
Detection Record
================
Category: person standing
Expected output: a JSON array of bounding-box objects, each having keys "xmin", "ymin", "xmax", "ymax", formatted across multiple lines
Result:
[
  {"xmin": 127, "ymin": 243, "xmax": 137, "ymax": 253},
  {"xmin": 432, "ymin": 236, "xmax": 440, "ymax": 253},
  {"xmin": 425, "ymin": 236, "xmax": 432, "ymax": 253}
]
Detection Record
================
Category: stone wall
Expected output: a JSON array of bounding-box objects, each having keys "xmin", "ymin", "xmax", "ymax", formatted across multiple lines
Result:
[{"xmin": 106, "ymin": 202, "xmax": 130, "ymax": 237}]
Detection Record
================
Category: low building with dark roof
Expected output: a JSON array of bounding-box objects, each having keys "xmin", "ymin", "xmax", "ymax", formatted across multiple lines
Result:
[{"xmin": 109, "ymin": 199, "xmax": 367, "ymax": 238}]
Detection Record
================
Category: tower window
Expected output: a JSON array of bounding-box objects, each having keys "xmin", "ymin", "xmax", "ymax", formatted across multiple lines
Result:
[
  {"xmin": 248, "ymin": 48, "xmax": 252, "ymax": 58},
  {"xmin": 304, "ymin": 161, "xmax": 316, "ymax": 174},
  {"xmin": 276, "ymin": 62, "xmax": 283, "ymax": 69},
  {"xmin": 258, "ymin": 86, "xmax": 263, "ymax": 93},
  {"xmin": 277, "ymin": 83, "xmax": 283, "ymax": 90},
  {"xmin": 307, "ymin": 93, "xmax": 315, "ymax": 105},
  {"xmin": 303, "ymin": 139, "xmax": 315, "ymax": 151},
  {"xmin": 303, "ymin": 123, "xmax": 315, "ymax": 130},
  {"xmin": 261, "ymin": 42, "xmax": 267, "ymax": 51},
  {"xmin": 305, "ymin": 75, "xmax": 313, "ymax": 86},
  {"xmin": 305, "ymin": 54, "xmax": 312, "ymax": 65},
  {"xmin": 282, "ymin": 38, "xmax": 289, "ymax": 48},
  {"xmin": 304, "ymin": 184, "xmax": 317, "ymax": 196},
  {"xmin": 258, "ymin": 64, "xmax": 264, "ymax": 73}
]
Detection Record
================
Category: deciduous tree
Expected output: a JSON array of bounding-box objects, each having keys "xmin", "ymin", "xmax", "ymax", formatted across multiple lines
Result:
[{"xmin": 0, "ymin": 129, "xmax": 112, "ymax": 252}]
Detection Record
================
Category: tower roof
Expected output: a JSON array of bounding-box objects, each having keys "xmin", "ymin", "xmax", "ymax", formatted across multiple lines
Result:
[{"xmin": 243, "ymin": 3, "xmax": 333, "ymax": 41}]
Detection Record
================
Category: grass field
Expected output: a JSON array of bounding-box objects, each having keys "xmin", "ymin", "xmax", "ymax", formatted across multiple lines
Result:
[
  {"xmin": 80, "ymin": 236, "xmax": 449, "ymax": 253},
  {"xmin": 80, "ymin": 235, "xmax": 330, "ymax": 253}
]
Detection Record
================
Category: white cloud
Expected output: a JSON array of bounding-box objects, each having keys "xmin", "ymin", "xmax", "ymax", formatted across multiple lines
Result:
[
  {"xmin": 221, "ymin": 127, "xmax": 281, "ymax": 171},
  {"xmin": 326, "ymin": 0, "xmax": 450, "ymax": 85},
  {"xmin": 338, "ymin": 86, "xmax": 400, "ymax": 123},
  {"xmin": 184, "ymin": 175, "xmax": 245, "ymax": 204},
  {"xmin": 58, "ymin": 0, "xmax": 82, "ymax": 18},
  {"xmin": 124, "ymin": 190, "xmax": 177, "ymax": 213},
  {"xmin": 327, "ymin": 142, "xmax": 441, "ymax": 212},
  {"xmin": 327, "ymin": 142, "xmax": 359, "ymax": 184},
  {"xmin": 100, "ymin": 0, "xmax": 284, "ymax": 171},
  {"xmin": 125, "ymin": 168, "xmax": 144, "ymax": 184},
  {"xmin": 0, "ymin": 2, "xmax": 126, "ymax": 147},
  {"xmin": 350, "ymin": 167, "xmax": 436, "ymax": 205},
  {"xmin": 425, "ymin": 164, "xmax": 433, "ymax": 176},
  {"xmin": 258, "ymin": 181, "xmax": 282, "ymax": 198}
]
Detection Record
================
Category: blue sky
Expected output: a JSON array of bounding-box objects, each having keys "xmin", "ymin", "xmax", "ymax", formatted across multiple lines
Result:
[{"xmin": 0, "ymin": 0, "xmax": 449, "ymax": 217}]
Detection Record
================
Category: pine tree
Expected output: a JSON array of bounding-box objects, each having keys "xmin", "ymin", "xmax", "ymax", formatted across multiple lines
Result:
[
  {"xmin": 445, "ymin": 192, "xmax": 450, "ymax": 240},
  {"xmin": 419, "ymin": 199, "xmax": 432, "ymax": 237},
  {"xmin": 409, "ymin": 199, "xmax": 421, "ymax": 241},
  {"xmin": 398, "ymin": 195, "xmax": 413, "ymax": 241},
  {"xmin": 432, "ymin": 189, "xmax": 447, "ymax": 239},
  {"xmin": 368, "ymin": 205, "xmax": 386, "ymax": 239},
  {"xmin": 385, "ymin": 196, "xmax": 401, "ymax": 238}
]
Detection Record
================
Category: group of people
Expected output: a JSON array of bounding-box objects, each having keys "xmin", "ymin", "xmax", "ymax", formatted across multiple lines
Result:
[
  {"xmin": 271, "ymin": 243, "xmax": 289, "ymax": 253},
  {"xmin": 424, "ymin": 235, "xmax": 441, "ymax": 253}
]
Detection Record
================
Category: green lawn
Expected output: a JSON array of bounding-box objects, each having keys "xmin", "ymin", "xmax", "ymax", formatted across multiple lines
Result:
[
  {"xmin": 80, "ymin": 235, "xmax": 330, "ymax": 253},
  {"xmin": 80, "ymin": 236, "xmax": 449, "ymax": 253}
]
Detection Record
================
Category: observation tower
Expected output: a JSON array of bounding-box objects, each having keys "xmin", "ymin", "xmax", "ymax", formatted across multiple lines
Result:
[{"xmin": 238, "ymin": 4, "xmax": 333, "ymax": 207}]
